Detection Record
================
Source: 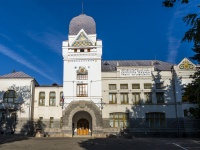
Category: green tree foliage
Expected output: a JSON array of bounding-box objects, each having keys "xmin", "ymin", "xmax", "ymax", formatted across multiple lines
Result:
[
  {"xmin": 163, "ymin": 0, "xmax": 189, "ymax": 7},
  {"xmin": 163, "ymin": 0, "xmax": 200, "ymax": 118}
]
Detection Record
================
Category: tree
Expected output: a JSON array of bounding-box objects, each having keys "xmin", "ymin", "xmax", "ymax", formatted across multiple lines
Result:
[{"xmin": 163, "ymin": 0, "xmax": 200, "ymax": 118}]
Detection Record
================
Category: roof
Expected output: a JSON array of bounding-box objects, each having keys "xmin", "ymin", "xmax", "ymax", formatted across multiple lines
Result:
[
  {"xmin": 69, "ymin": 14, "xmax": 96, "ymax": 35},
  {"xmin": 0, "ymin": 71, "xmax": 33, "ymax": 78},
  {"xmin": 101, "ymin": 60, "xmax": 174, "ymax": 72}
]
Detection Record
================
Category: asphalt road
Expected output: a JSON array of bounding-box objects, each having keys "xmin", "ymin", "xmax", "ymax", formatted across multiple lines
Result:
[{"xmin": 0, "ymin": 135, "xmax": 200, "ymax": 150}]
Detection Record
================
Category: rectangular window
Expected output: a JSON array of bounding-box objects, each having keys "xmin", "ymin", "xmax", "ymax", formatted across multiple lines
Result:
[
  {"xmin": 4, "ymin": 90, "xmax": 17, "ymax": 103},
  {"xmin": 77, "ymin": 74, "xmax": 88, "ymax": 80},
  {"xmin": 132, "ymin": 84, "xmax": 140, "ymax": 89},
  {"xmin": 184, "ymin": 109, "xmax": 188, "ymax": 117},
  {"xmin": 60, "ymin": 117, "xmax": 63, "ymax": 128},
  {"xmin": 156, "ymin": 83, "xmax": 164, "ymax": 89},
  {"xmin": 77, "ymin": 84, "xmax": 88, "ymax": 97},
  {"xmin": 39, "ymin": 92, "xmax": 45, "ymax": 106},
  {"xmin": 146, "ymin": 113, "xmax": 165, "ymax": 128},
  {"xmin": 144, "ymin": 83, "xmax": 152, "ymax": 89},
  {"xmin": 87, "ymin": 49, "xmax": 90, "ymax": 52},
  {"xmin": 50, "ymin": 117, "xmax": 54, "ymax": 128},
  {"xmin": 144, "ymin": 92, "xmax": 152, "ymax": 103},
  {"xmin": 74, "ymin": 49, "xmax": 77, "ymax": 52},
  {"xmin": 110, "ymin": 113, "xmax": 129, "ymax": 128},
  {"xmin": 49, "ymin": 92, "xmax": 56, "ymax": 106},
  {"xmin": 109, "ymin": 84, "xmax": 117, "ymax": 90},
  {"xmin": 60, "ymin": 92, "xmax": 63, "ymax": 106},
  {"xmin": 38, "ymin": 117, "xmax": 43, "ymax": 129},
  {"xmin": 80, "ymin": 49, "xmax": 84, "ymax": 52},
  {"xmin": 120, "ymin": 93, "xmax": 129, "ymax": 104},
  {"xmin": 156, "ymin": 92, "xmax": 164, "ymax": 103},
  {"xmin": 132, "ymin": 93, "xmax": 140, "ymax": 104},
  {"xmin": 39, "ymin": 117, "xmax": 43, "ymax": 121},
  {"xmin": 120, "ymin": 84, "xmax": 128, "ymax": 89},
  {"xmin": 109, "ymin": 93, "xmax": 117, "ymax": 104}
]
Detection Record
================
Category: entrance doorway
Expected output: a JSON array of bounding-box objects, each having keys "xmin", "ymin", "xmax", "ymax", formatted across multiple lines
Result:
[{"xmin": 77, "ymin": 119, "xmax": 89, "ymax": 135}]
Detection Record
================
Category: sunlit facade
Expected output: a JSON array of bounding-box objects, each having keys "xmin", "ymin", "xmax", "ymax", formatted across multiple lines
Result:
[{"xmin": 0, "ymin": 14, "xmax": 199, "ymax": 137}]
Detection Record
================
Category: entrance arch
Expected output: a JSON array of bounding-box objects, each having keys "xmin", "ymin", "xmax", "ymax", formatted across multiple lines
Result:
[
  {"xmin": 72, "ymin": 111, "xmax": 92, "ymax": 136},
  {"xmin": 62, "ymin": 101, "xmax": 103, "ymax": 137}
]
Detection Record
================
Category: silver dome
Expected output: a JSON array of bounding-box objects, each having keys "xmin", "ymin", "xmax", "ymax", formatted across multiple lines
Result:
[{"xmin": 69, "ymin": 14, "xmax": 96, "ymax": 35}]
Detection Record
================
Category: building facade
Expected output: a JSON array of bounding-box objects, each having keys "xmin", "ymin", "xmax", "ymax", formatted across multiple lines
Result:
[{"xmin": 0, "ymin": 14, "xmax": 199, "ymax": 137}]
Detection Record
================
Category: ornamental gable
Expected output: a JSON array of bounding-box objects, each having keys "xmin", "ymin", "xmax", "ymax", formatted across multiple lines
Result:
[
  {"xmin": 71, "ymin": 30, "xmax": 93, "ymax": 47},
  {"xmin": 178, "ymin": 58, "xmax": 196, "ymax": 71}
]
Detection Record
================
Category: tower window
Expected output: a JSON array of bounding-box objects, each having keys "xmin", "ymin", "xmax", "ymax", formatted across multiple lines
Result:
[{"xmin": 77, "ymin": 84, "xmax": 88, "ymax": 97}]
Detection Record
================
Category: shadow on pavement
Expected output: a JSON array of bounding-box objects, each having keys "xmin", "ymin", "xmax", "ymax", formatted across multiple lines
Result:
[
  {"xmin": 0, "ymin": 134, "xmax": 30, "ymax": 145},
  {"xmin": 78, "ymin": 138, "xmax": 136, "ymax": 150}
]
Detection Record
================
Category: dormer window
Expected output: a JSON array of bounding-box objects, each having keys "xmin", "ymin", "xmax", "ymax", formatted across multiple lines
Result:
[{"xmin": 103, "ymin": 62, "xmax": 109, "ymax": 65}]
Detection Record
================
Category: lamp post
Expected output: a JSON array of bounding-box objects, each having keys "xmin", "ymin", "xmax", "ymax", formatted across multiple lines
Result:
[{"xmin": 171, "ymin": 65, "xmax": 179, "ymax": 136}]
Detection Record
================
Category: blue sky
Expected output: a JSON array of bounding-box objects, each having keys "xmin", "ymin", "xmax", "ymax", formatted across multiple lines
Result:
[{"xmin": 0, "ymin": 0, "xmax": 199, "ymax": 85}]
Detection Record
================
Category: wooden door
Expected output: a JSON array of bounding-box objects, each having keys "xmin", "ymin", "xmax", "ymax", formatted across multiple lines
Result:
[{"xmin": 77, "ymin": 119, "xmax": 89, "ymax": 135}]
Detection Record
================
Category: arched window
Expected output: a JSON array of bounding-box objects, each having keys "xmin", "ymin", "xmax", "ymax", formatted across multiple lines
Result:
[
  {"xmin": 39, "ymin": 92, "xmax": 45, "ymax": 106},
  {"xmin": 3, "ymin": 90, "xmax": 17, "ymax": 103},
  {"xmin": 49, "ymin": 92, "xmax": 56, "ymax": 106}
]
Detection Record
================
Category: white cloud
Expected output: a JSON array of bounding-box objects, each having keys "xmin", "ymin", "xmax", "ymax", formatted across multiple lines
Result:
[
  {"xmin": 25, "ymin": 30, "xmax": 66, "ymax": 55},
  {"xmin": 0, "ymin": 44, "xmax": 56, "ymax": 82},
  {"xmin": 167, "ymin": 0, "xmax": 198, "ymax": 63}
]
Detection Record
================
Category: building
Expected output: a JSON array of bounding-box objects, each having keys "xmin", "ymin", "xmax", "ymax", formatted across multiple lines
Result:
[{"xmin": 0, "ymin": 14, "xmax": 199, "ymax": 137}]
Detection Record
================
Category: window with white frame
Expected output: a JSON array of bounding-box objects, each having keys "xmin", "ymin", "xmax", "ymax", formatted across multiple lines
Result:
[
  {"xmin": 110, "ymin": 113, "xmax": 129, "ymax": 128},
  {"xmin": 60, "ymin": 92, "xmax": 63, "ymax": 106},
  {"xmin": 120, "ymin": 93, "xmax": 129, "ymax": 104},
  {"xmin": 109, "ymin": 84, "xmax": 117, "ymax": 90},
  {"xmin": 77, "ymin": 84, "xmax": 88, "ymax": 97},
  {"xmin": 109, "ymin": 93, "xmax": 117, "ymax": 104},
  {"xmin": 49, "ymin": 92, "xmax": 56, "ymax": 106},
  {"xmin": 39, "ymin": 92, "xmax": 45, "ymax": 106},
  {"xmin": 120, "ymin": 84, "xmax": 128, "ymax": 89},
  {"xmin": 3, "ymin": 90, "xmax": 17, "ymax": 103},
  {"xmin": 49, "ymin": 117, "xmax": 54, "ymax": 128},
  {"xmin": 144, "ymin": 92, "xmax": 152, "ymax": 103},
  {"xmin": 132, "ymin": 93, "xmax": 140, "ymax": 104},
  {"xmin": 144, "ymin": 83, "xmax": 152, "ymax": 89},
  {"xmin": 132, "ymin": 84, "xmax": 140, "ymax": 89},
  {"xmin": 60, "ymin": 117, "xmax": 63, "ymax": 128}
]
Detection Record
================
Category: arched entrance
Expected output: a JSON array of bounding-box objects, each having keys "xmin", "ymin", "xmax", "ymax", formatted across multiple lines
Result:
[
  {"xmin": 62, "ymin": 101, "xmax": 103, "ymax": 137},
  {"xmin": 72, "ymin": 111, "xmax": 92, "ymax": 136},
  {"xmin": 77, "ymin": 118, "xmax": 89, "ymax": 135}
]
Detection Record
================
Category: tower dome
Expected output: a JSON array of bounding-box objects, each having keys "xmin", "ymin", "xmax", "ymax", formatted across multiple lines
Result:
[{"xmin": 69, "ymin": 14, "xmax": 96, "ymax": 35}]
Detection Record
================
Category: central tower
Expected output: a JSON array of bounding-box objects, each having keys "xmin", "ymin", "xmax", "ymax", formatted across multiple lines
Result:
[
  {"xmin": 62, "ymin": 14, "xmax": 102, "ymax": 105},
  {"xmin": 62, "ymin": 14, "xmax": 103, "ymax": 137}
]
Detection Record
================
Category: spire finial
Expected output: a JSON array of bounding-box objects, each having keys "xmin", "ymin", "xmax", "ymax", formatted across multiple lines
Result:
[{"xmin": 82, "ymin": 0, "xmax": 84, "ymax": 14}]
